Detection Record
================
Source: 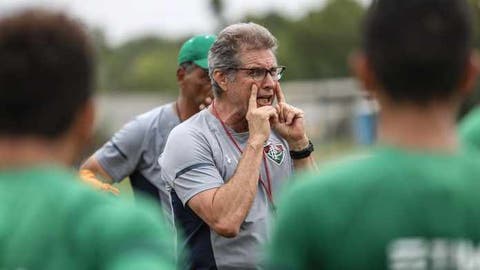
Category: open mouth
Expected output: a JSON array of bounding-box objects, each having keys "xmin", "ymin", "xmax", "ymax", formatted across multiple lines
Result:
[{"xmin": 257, "ymin": 95, "xmax": 273, "ymax": 106}]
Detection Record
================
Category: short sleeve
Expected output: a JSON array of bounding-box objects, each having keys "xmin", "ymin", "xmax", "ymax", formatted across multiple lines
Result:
[
  {"xmin": 95, "ymin": 117, "xmax": 147, "ymax": 182},
  {"xmin": 160, "ymin": 125, "xmax": 223, "ymax": 205}
]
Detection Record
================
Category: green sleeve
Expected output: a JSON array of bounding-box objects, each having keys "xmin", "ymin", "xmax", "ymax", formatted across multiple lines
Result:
[{"xmin": 265, "ymin": 179, "xmax": 317, "ymax": 270}]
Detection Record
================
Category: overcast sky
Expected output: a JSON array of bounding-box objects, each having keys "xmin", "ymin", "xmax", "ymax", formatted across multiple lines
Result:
[{"xmin": 0, "ymin": 0, "xmax": 370, "ymax": 45}]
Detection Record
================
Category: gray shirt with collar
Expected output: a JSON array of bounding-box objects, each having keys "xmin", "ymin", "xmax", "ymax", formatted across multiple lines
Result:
[
  {"xmin": 95, "ymin": 102, "xmax": 180, "ymax": 223},
  {"xmin": 159, "ymin": 108, "xmax": 293, "ymax": 269}
]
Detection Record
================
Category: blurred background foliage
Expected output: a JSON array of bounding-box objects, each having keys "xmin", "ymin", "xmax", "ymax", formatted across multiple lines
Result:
[
  {"xmin": 91, "ymin": 0, "xmax": 480, "ymax": 119},
  {"xmin": 92, "ymin": 0, "xmax": 365, "ymax": 94}
]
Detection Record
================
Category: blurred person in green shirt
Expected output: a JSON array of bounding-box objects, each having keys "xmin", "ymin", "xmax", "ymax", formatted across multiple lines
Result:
[
  {"xmin": 265, "ymin": 0, "xmax": 480, "ymax": 269},
  {"xmin": 0, "ymin": 9, "xmax": 174, "ymax": 270}
]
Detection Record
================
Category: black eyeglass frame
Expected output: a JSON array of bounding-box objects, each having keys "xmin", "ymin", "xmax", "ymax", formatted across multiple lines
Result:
[{"xmin": 230, "ymin": 66, "xmax": 286, "ymax": 81}]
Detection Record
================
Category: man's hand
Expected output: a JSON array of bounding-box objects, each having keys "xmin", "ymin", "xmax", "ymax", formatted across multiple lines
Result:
[
  {"xmin": 79, "ymin": 169, "xmax": 120, "ymax": 196},
  {"xmin": 199, "ymin": 96, "xmax": 213, "ymax": 110},
  {"xmin": 273, "ymin": 82, "xmax": 309, "ymax": 151},
  {"xmin": 246, "ymin": 84, "xmax": 279, "ymax": 148}
]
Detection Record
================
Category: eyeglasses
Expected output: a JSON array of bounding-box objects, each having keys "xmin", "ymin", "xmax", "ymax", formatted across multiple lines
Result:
[{"xmin": 232, "ymin": 66, "xmax": 286, "ymax": 82}]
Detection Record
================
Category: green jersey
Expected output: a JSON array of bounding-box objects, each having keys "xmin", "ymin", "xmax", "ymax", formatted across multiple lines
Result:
[
  {"xmin": 459, "ymin": 107, "xmax": 480, "ymax": 151},
  {"xmin": 0, "ymin": 166, "xmax": 175, "ymax": 270},
  {"xmin": 266, "ymin": 146, "xmax": 480, "ymax": 270}
]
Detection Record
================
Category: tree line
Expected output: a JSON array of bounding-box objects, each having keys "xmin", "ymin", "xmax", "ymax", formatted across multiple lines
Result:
[{"xmin": 92, "ymin": 0, "xmax": 480, "ymax": 117}]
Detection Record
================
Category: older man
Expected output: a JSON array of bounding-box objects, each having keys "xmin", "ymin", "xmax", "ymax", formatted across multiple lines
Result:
[{"xmin": 159, "ymin": 22, "xmax": 315, "ymax": 269}]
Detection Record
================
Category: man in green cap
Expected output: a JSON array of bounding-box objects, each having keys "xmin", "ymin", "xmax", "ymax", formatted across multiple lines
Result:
[{"xmin": 80, "ymin": 34, "xmax": 216, "ymax": 224}]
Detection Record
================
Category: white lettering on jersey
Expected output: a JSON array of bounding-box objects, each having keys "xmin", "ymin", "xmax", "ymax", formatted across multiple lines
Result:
[{"xmin": 388, "ymin": 238, "xmax": 480, "ymax": 270}]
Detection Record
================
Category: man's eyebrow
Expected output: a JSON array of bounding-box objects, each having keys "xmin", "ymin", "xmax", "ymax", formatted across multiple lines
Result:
[{"xmin": 243, "ymin": 65, "xmax": 277, "ymax": 69}]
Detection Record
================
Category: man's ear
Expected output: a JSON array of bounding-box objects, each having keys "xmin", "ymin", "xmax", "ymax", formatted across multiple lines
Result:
[
  {"xmin": 213, "ymin": 69, "xmax": 228, "ymax": 91},
  {"xmin": 177, "ymin": 67, "xmax": 186, "ymax": 82},
  {"xmin": 350, "ymin": 51, "xmax": 380, "ymax": 97},
  {"xmin": 458, "ymin": 51, "xmax": 480, "ymax": 96}
]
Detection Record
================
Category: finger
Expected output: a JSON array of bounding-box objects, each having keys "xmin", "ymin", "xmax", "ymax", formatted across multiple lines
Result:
[
  {"xmin": 275, "ymin": 104, "xmax": 284, "ymax": 123},
  {"xmin": 248, "ymin": 84, "xmax": 258, "ymax": 111},
  {"xmin": 288, "ymin": 108, "xmax": 305, "ymax": 125},
  {"xmin": 267, "ymin": 107, "xmax": 279, "ymax": 126},
  {"xmin": 269, "ymin": 115, "xmax": 279, "ymax": 127},
  {"xmin": 286, "ymin": 109, "xmax": 295, "ymax": 125},
  {"xmin": 268, "ymin": 107, "xmax": 279, "ymax": 121},
  {"xmin": 258, "ymin": 105, "xmax": 278, "ymax": 118},
  {"xmin": 108, "ymin": 185, "xmax": 121, "ymax": 196},
  {"xmin": 199, "ymin": 104, "xmax": 206, "ymax": 110},
  {"xmin": 204, "ymin": 97, "xmax": 212, "ymax": 105},
  {"xmin": 278, "ymin": 103, "xmax": 286, "ymax": 123},
  {"xmin": 275, "ymin": 81, "xmax": 286, "ymax": 104},
  {"xmin": 102, "ymin": 183, "xmax": 120, "ymax": 196}
]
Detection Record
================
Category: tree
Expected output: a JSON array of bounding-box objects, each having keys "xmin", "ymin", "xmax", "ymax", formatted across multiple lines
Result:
[{"xmin": 248, "ymin": 0, "xmax": 365, "ymax": 80}]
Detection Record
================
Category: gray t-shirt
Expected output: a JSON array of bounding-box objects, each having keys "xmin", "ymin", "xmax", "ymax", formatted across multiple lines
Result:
[
  {"xmin": 159, "ymin": 109, "xmax": 293, "ymax": 269},
  {"xmin": 95, "ymin": 102, "xmax": 180, "ymax": 222}
]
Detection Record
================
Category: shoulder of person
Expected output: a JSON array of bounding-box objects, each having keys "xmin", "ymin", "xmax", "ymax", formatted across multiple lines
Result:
[
  {"xmin": 134, "ymin": 104, "xmax": 173, "ymax": 127},
  {"xmin": 64, "ymin": 177, "xmax": 170, "ymax": 236},
  {"xmin": 288, "ymin": 151, "xmax": 383, "ymax": 197},
  {"xmin": 168, "ymin": 112, "xmax": 209, "ymax": 140}
]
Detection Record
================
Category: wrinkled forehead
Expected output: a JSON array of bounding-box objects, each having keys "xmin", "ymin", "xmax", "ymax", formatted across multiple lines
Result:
[{"xmin": 237, "ymin": 49, "xmax": 277, "ymax": 68}]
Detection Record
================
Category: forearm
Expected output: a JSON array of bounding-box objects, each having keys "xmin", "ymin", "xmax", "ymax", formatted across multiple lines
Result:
[
  {"xmin": 210, "ymin": 140, "xmax": 264, "ymax": 232},
  {"xmin": 79, "ymin": 156, "xmax": 120, "ymax": 195},
  {"xmin": 80, "ymin": 156, "xmax": 114, "ymax": 183},
  {"xmin": 288, "ymin": 136, "xmax": 317, "ymax": 171}
]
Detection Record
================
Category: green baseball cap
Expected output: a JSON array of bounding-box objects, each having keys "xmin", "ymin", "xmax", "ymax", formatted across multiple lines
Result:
[{"xmin": 177, "ymin": 34, "xmax": 216, "ymax": 69}]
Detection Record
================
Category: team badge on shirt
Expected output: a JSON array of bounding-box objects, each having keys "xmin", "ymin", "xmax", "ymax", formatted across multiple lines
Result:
[{"xmin": 264, "ymin": 143, "xmax": 285, "ymax": 165}]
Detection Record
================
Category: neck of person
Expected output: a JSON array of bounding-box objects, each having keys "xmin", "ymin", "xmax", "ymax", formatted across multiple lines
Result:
[
  {"xmin": 176, "ymin": 95, "xmax": 201, "ymax": 122},
  {"xmin": 378, "ymin": 98, "xmax": 459, "ymax": 153},
  {"xmin": 211, "ymin": 98, "xmax": 249, "ymax": 133},
  {"xmin": 0, "ymin": 135, "xmax": 76, "ymax": 169}
]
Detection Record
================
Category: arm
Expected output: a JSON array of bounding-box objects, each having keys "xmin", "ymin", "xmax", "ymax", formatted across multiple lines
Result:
[
  {"xmin": 288, "ymin": 137, "xmax": 318, "ymax": 171},
  {"xmin": 80, "ymin": 156, "xmax": 120, "ymax": 195},
  {"xmin": 175, "ymin": 85, "xmax": 278, "ymax": 237},
  {"xmin": 81, "ymin": 155, "xmax": 114, "ymax": 183},
  {"xmin": 79, "ymin": 115, "xmax": 148, "ymax": 194},
  {"xmin": 187, "ymin": 139, "xmax": 264, "ymax": 237}
]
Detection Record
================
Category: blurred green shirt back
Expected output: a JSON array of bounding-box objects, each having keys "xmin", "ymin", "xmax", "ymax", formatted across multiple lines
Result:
[
  {"xmin": 266, "ymin": 146, "xmax": 480, "ymax": 269},
  {"xmin": 0, "ymin": 166, "xmax": 175, "ymax": 270}
]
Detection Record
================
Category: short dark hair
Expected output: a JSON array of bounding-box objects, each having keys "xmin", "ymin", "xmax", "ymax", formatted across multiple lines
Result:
[
  {"xmin": 364, "ymin": 0, "xmax": 473, "ymax": 104},
  {"xmin": 0, "ymin": 9, "xmax": 94, "ymax": 138},
  {"xmin": 180, "ymin": 61, "xmax": 204, "ymax": 74}
]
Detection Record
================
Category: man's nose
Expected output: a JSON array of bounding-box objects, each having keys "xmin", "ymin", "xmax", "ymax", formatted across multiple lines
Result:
[{"xmin": 262, "ymin": 72, "xmax": 275, "ymax": 89}]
